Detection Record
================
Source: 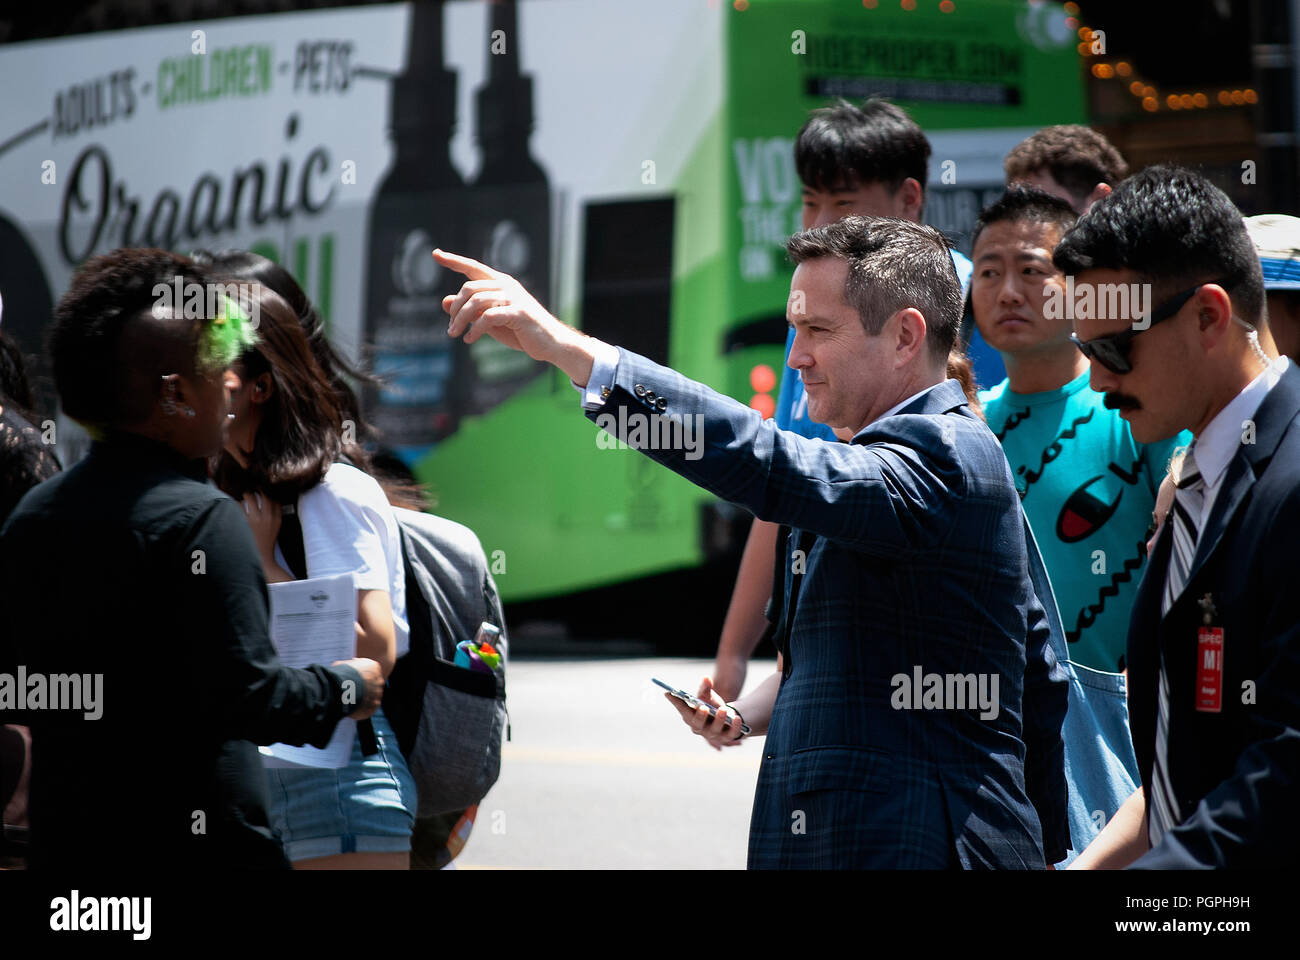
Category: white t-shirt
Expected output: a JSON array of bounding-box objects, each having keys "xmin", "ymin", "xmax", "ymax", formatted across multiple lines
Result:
[{"xmin": 273, "ymin": 462, "xmax": 410, "ymax": 659}]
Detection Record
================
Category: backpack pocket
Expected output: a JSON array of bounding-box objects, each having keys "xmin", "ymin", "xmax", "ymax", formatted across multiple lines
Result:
[{"xmin": 408, "ymin": 659, "xmax": 506, "ymax": 817}]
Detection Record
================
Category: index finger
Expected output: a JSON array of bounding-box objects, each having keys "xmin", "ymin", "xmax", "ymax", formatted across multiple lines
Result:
[{"xmin": 433, "ymin": 248, "xmax": 498, "ymax": 281}]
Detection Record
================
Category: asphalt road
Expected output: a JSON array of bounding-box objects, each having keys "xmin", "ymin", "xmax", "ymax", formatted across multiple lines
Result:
[{"xmin": 456, "ymin": 657, "xmax": 776, "ymax": 869}]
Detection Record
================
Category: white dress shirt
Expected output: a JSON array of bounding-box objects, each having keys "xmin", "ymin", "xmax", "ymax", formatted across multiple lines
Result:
[{"xmin": 1187, "ymin": 355, "xmax": 1290, "ymax": 529}]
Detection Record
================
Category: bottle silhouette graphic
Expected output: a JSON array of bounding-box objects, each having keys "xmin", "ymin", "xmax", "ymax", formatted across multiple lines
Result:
[
  {"xmin": 461, "ymin": 0, "xmax": 552, "ymax": 416},
  {"xmin": 362, "ymin": 0, "xmax": 465, "ymax": 463}
]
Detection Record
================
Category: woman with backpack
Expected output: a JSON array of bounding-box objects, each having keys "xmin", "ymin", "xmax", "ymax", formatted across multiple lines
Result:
[{"xmin": 211, "ymin": 280, "xmax": 416, "ymax": 869}]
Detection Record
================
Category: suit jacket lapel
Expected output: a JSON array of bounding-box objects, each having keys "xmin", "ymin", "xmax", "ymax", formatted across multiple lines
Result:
[
  {"xmin": 1134, "ymin": 519, "xmax": 1171, "ymax": 629},
  {"xmin": 849, "ymin": 379, "xmax": 968, "ymax": 446},
  {"xmin": 1182, "ymin": 453, "xmax": 1254, "ymax": 593},
  {"xmin": 892, "ymin": 378, "xmax": 968, "ymax": 418},
  {"xmin": 775, "ymin": 527, "xmax": 816, "ymax": 676},
  {"xmin": 1182, "ymin": 363, "xmax": 1300, "ymax": 599}
]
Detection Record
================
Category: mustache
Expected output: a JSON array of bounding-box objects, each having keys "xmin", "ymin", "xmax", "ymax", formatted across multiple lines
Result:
[{"xmin": 1103, "ymin": 392, "xmax": 1142, "ymax": 411}]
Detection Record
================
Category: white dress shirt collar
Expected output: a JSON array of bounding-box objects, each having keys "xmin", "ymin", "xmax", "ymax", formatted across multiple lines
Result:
[{"xmin": 1193, "ymin": 356, "xmax": 1289, "ymax": 493}]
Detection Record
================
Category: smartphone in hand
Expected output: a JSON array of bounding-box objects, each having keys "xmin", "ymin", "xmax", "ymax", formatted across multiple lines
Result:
[{"xmin": 652, "ymin": 678, "xmax": 751, "ymax": 736}]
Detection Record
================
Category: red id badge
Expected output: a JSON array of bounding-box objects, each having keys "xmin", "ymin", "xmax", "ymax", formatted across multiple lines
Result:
[{"xmin": 1196, "ymin": 627, "xmax": 1225, "ymax": 713}]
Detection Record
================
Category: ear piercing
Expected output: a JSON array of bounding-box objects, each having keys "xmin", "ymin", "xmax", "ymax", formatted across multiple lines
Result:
[{"xmin": 160, "ymin": 399, "xmax": 196, "ymax": 417}]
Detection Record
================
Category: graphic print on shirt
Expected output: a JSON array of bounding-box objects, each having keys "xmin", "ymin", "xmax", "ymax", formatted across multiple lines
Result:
[
  {"xmin": 1056, "ymin": 472, "xmax": 1124, "ymax": 542},
  {"xmin": 1065, "ymin": 538, "xmax": 1148, "ymax": 647},
  {"xmin": 984, "ymin": 374, "xmax": 1187, "ymax": 670},
  {"xmin": 1055, "ymin": 455, "xmax": 1145, "ymax": 541},
  {"xmin": 1057, "ymin": 456, "xmax": 1148, "ymax": 648},
  {"xmin": 1017, "ymin": 409, "xmax": 1095, "ymax": 495},
  {"xmin": 994, "ymin": 406, "xmax": 1032, "ymax": 442}
]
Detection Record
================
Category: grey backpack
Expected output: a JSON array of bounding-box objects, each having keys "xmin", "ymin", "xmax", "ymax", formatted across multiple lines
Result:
[{"xmin": 384, "ymin": 508, "xmax": 509, "ymax": 817}]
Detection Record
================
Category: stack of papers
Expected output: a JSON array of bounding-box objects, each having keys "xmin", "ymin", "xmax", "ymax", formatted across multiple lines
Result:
[{"xmin": 258, "ymin": 573, "xmax": 357, "ymax": 769}]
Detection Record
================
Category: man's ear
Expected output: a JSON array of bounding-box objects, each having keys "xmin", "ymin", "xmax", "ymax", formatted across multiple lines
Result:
[
  {"xmin": 166, "ymin": 373, "xmax": 200, "ymax": 409},
  {"xmin": 165, "ymin": 374, "xmax": 204, "ymax": 419},
  {"xmin": 896, "ymin": 178, "xmax": 924, "ymax": 221},
  {"xmin": 160, "ymin": 373, "xmax": 180, "ymax": 404},
  {"xmin": 1195, "ymin": 283, "xmax": 1234, "ymax": 348},
  {"xmin": 893, "ymin": 307, "xmax": 929, "ymax": 368}
]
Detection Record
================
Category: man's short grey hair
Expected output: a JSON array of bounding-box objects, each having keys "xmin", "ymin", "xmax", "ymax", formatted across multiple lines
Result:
[{"xmin": 786, "ymin": 216, "xmax": 962, "ymax": 361}]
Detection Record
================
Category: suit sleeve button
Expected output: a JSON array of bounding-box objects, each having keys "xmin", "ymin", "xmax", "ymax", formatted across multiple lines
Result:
[
  {"xmin": 634, "ymin": 384, "xmax": 647, "ymax": 398},
  {"xmin": 656, "ymin": 397, "xmax": 667, "ymax": 411}
]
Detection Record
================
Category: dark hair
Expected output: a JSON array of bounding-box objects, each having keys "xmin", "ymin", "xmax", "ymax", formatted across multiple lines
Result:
[
  {"xmin": 211, "ymin": 284, "xmax": 343, "ymax": 504},
  {"xmin": 1004, "ymin": 125, "xmax": 1129, "ymax": 205},
  {"xmin": 189, "ymin": 249, "xmax": 376, "ymax": 435},
  {"xmin": 195, "ymin": 250, "xmax": 430, "ymax": 511},
  {"xmin": 48, "ymin": 248, "xmax": 235, "ymax": 429},
  {"xmin": 795, "ymin": 98, "xmax": 930, "ymax": 195},
  {"xmin": 971, "ymin": 186, "xmax": 1079, "ymax": 251},
  {"xmin": 0, "ymin": 330, "xmax": 37, "ymax": 417},
  {"xmin": 1053, "ymin": 164, "xmax": 1266, "ymax": 324},
  {"xmin": 786, "ymin": 216, "xmax": 961, "ymax": 362}
]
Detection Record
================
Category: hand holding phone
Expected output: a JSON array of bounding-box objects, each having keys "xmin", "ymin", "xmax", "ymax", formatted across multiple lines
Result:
[{"xmin": 654, "ymin": 677, "xmax": 750, "ymax": 748}]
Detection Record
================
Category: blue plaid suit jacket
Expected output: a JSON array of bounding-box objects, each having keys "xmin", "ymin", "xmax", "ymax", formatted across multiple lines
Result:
[{"xmin": 587, "ymin": 349, "xmax": 1065, "ymax": 868}]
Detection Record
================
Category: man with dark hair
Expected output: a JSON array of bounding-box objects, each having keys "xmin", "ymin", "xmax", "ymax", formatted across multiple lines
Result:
[
  {"xmin": 972, "ymin": 186, "xmax": 1192, "ymax": 863},
  {"xmin": 0, "ymin": 248, "xmax": 385, "ymax": 869},
  {"xmin": 974, "ymin": 188, "xmax": 1188, "ymax": 674},
  {"xmin": 1054, "ymin": 166, "xmax": 1299, "ymax": 869},
  {"xmin": 782, "ymin": 98, "xmax": 979, "ymax": 442},
  {"xmin": 713, "ymin": 97, "xmax": 979, "ymax": 705},
  {"xmin": 1004, "ymin": 125, "xmax": 1129, "ymax": 215},
  {"xmin": 795, "ymin": 99, "xmax": 932, "ymax": 215},
  {"xmin": 432, "ymin": 219, "xmax": 1068, "ymax": 868}
]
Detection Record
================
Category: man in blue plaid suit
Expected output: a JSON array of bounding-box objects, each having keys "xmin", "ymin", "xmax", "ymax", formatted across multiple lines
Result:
[{"xmin": 433, "ymin": 215, "xmax": 1068, "ymax": 869}]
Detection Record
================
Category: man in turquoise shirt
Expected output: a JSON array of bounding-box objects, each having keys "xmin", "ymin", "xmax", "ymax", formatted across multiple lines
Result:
[{"xmin": 972, "ymin": 188, "xmax": 1189, "ymax": 672}]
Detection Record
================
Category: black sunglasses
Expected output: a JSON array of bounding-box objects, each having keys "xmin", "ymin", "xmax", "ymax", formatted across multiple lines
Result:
[{"xmin": 1069, "ymin": 279, "xmax": 1232, "ymax": 375}]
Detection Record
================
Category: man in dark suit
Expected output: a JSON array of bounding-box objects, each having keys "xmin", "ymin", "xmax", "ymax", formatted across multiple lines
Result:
[
  {"xmin": 432, "ymin": 216, "xmax": 1068, "ymax": 869},
  {"xmin": 1059, "ymin": 166, "xmax": 1300, "ymax": 868}
]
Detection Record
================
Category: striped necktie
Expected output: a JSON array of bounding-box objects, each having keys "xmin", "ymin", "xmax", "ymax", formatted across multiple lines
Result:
[{"xmin": 1150, "ymin": 445, "xmax": 1205, "ymax": 845}]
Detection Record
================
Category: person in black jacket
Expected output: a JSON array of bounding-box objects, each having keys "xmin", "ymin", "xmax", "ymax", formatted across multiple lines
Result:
[
  {"xmin": 0, "ymin": 328, "xmax": 59, "ymax": 866},
  {"xmin": 1061, "ymin": 167, "xmax": 1300, "ymax": 868},
  {"xmin": 0, "ymin": 248, "xmax": 384, "ymax": 869},
  {"xmin": 0, "ymin": 329, "xmax": 60, "ymax": 528}
]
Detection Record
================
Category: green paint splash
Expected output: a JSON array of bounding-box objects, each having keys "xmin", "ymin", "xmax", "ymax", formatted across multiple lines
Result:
[{"xmin": 197, "ymin": 293, "xmax": 259, "ymax": 373}]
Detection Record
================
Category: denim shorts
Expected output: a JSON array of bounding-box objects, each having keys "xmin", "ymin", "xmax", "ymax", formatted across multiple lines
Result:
[{"xmin": 266, "ymin": 707, "xmax": 417, "ymax": 861}]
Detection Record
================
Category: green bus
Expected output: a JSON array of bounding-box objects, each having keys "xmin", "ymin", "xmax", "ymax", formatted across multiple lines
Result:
[{"xmin": 0, "ymin": 0, "xmax": 1084, "ymax": 646}]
